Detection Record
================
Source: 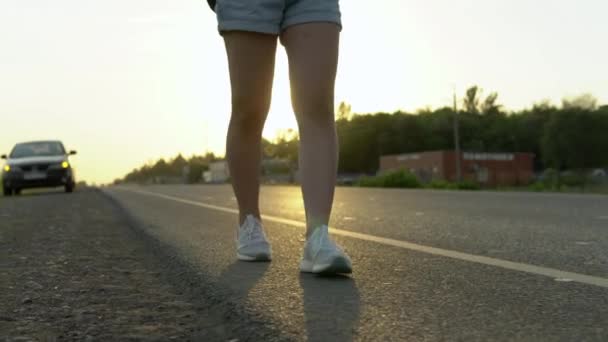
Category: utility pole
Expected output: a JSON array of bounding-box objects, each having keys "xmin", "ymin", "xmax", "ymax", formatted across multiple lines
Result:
[{"xmin": 453, "ymin": 87, "xmax": 462, "ymax": 182}]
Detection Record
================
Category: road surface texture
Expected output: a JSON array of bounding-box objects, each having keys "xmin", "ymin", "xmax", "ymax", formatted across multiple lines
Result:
[
  {"xmin": 102, "ymin": 184, "xmax": 608, "ymax": 341},
  {"xmin": 2, "ymin": 185, "xmax": 607, "ymax": 341},
  {"xmin": 1, "ymin": 188, "xmax": 251, "ymax": 341}
]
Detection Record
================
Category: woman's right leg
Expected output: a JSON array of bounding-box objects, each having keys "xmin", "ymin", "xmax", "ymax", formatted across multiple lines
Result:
[
  {"xmin": 281, "ymin": 23, "xmax": 340, "ymax": 237},
  {"xmin": 223, "ymin": 31, "xmax": 277, "ymax": 225}
]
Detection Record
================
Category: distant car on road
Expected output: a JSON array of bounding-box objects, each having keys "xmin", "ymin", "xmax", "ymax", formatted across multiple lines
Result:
[{"xmin": 1, "ymin": 140, "xmax": 77, "ymax": 196}]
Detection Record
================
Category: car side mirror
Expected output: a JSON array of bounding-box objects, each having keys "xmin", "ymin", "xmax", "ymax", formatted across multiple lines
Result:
[
  {"xmin": 0, "ymin": 154, "xmax": 6, "ymax": 159},
  {"xmin": 69, "ymin": 150, "xmax": 77, "ymax": 155}
]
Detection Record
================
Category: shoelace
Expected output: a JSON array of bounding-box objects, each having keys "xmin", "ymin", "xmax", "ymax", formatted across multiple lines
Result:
[
  {"xmin": 241, "ymin": 217, "xmax": 264, "ymax": 241},
  {"xmin": 311, "ymin": 226, "xmax": 342, "ymax": 253}
]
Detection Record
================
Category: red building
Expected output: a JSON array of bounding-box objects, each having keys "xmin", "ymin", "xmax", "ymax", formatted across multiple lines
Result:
[{"xmin": 379, "ymin": 151, "xmax": 535, "ymax": 186}]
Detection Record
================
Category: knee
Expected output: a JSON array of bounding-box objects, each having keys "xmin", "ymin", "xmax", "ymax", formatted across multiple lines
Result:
[
  {"xmin": 230, "ymin": 95, "xmax": 270, "ymax": 134},
  {"xmin": 294, "ymin": 94, "xmax": 335, "ymax": 126}
]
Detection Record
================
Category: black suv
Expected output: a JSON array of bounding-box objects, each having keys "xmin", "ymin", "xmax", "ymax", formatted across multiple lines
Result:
[{"xmin": 2, "ymin": 140, "xmax": 77, "ymax": 196}]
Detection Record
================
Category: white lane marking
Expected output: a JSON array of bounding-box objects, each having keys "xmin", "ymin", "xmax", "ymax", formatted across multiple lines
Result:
[
  {"xmin": 555, "ymin": 278, "xmax": 574, "ymax": 283},
  {"xmin": 110, "ymin": 187, "xmax": 608, "ymax": 289},
  {"xmin": 598, "ymin": 216, "xmax": 608, "ymax": 220}
]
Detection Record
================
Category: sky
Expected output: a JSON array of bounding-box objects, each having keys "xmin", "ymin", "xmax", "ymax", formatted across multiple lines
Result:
[{"xmin": 1, "ymin": 0, "xmax": 606, "ymax": 184}]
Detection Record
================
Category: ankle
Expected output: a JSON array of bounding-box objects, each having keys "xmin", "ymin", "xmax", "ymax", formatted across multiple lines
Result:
[
  {"xmin": 239, "ymin": 213, "xmax": 261, "ymax": 225},
  {"xmin": 305, "ymin": 224, "xmax": 328, "ymax": 239}
]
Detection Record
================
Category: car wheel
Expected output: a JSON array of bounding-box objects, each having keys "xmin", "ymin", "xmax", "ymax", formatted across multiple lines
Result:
[
  {"xmin": 65, "ymin": 184, "xmax": 74, "ymax": 193},
  {"xmin": 3, "ymin": 187, "xmax": 12, "ymax": 196}
]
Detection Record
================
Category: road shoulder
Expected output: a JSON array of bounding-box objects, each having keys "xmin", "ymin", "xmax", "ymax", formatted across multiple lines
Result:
[{"xmin": 0, "ymin": 189, "xmax": 241, "ymax": 341}]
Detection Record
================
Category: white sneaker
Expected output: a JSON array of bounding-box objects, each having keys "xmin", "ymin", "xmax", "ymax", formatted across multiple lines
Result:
[
  {"xmin": 236, "ymin": 215, "xmax": 272, "ymax": 261},
  {"xmin": 300, "ymin": 225, "xmax": 352, "ymax": 274}
]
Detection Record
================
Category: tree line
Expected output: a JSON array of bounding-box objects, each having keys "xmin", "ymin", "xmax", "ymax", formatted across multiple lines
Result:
[
  {"xmin": 115, "ymin": 135, "xmax": 300, "ymax": 184},
  {"xmin": 336, "ymin": 87, "xmax": 607, "ymax": 175},
  {"xmin": 117, "ymin": 86, "xmax": 608, "ymax": 184},
  {"xmin": 117, "ymin": 153, "xmax": 218, "ymax": 184}
]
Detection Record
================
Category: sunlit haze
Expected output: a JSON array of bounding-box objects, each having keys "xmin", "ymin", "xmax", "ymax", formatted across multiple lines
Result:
[{"xmin": 1, "ymin": 0, "xmax": 606, "ymax": 184}]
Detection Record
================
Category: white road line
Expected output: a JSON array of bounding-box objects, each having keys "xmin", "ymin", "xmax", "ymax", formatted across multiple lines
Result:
[{"xmin": 110, "ymin": 187, "xmax": 608, "ymax": 289}]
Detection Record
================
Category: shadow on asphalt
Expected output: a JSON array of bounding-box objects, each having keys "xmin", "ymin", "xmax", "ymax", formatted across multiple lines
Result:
[
  {"xmin": 12, "ymin": 188, "xmax": 80, "ymax": 197},
  {"xmin": 300, "ymin": 274, "xmax": 360, "ymax": 341},
  {"xmin": 217, "ymin": 260, "xmax": 271, "ymax": 302},
  {"xmin": 10, "ymin": 187, "xmax": 93, "ymax": 198},
  {"xmin": 216, "ymin": 261, "xmax": 360, "ymax": 340}
]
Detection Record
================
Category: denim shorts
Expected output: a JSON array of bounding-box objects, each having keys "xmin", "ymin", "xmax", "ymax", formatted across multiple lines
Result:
[{"xmin": 215, "ymin": 0, "xmax": 341, "ymax": 35}]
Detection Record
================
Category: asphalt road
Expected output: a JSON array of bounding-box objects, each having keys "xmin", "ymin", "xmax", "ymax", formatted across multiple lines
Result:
[
  {"xmin": 1, "ymin": 188, "xmax": 240, "ymax": 341},
  {"xmin": 105, "ymin": 185, "xmax": 608, "ymax": 341}
]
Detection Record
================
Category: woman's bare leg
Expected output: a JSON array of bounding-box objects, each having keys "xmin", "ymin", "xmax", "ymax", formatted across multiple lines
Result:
[
  {"xmin": 281, "ymin": 23, "xmax": 340, "ymax": 236},
  {"xmin": 223, "ymin": 32, "xmax": 277, "ymax": 224}
]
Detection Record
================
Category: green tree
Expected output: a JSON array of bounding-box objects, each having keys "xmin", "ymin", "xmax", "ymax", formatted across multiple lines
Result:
[
  {"xmin": 542, "ymin": 107, "xmax": 608, "ymax": 188},
  {"xmin": 463, "ymin": 86, "xmax": 481, "ymax": 114},
  {"xmin": 481, "ymin": 92, "xmax": 501, "ymax": 115},
  {"xmin": 170, "ymin": 154, "xmax": 188, "ymax": 177},
  {"xmin": 336, "ymin": 101, "xmax": 353, "ymax": 121},
  {"xmin": 562, "ymin": 93, "xmax": 598, "ymax": 110}
]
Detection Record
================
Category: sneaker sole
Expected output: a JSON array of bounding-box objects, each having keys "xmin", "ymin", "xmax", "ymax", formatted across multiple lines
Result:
[
  {"xmin": 300, "ymin": 256, "xmax": 352, "ymax": 275},
  {"xmin": 237, "ymin": 253, "xmax": 272, "ymax": 262},
  {"xmin": 300, "ymin": 259, "xmax": 314, "ymax": 273}
]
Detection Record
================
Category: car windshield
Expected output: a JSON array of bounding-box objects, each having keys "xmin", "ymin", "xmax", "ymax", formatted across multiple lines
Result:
[{"xmin": 9, "ymin": 142, "xmax": 66, "ymax": 159}]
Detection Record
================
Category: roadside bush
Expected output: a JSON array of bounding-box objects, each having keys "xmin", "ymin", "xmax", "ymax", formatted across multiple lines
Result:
[
  {"xmin": 427, "ymin": 180, "xmax": 452, "ymax": 189},
  {"xmin": 561, "ymin": 171, "xmax": 585, "ymax": 188},
  {"xmin": 358, "ymin": 172, "xmax": 482, "ymax": 190},
  {"xmin": 356, "ymin": 176, "xmax": 380, "ymax": 187},
  {"xmin": 454, "ymin": 180, "xmax": 481, "ymax": 190},
  {"xmin": 357, "ymin": 170, "xmax": 421, "ymax": 189},
  {"xmin": 538, "ymin": 168, "xmax": 559, "ymax": 189},
  {"xmin": 528, "ymin": 182, "xmax": 547, "ymax": 192}
]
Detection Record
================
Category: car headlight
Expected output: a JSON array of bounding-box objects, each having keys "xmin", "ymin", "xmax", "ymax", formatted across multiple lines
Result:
[
  {"xmin": 3, "ymin": 165, "xmax": 9, "ymax": 172},
  {"xmin": 49, "ymin": 161, "xmax": 70, "ymax": 170}
]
